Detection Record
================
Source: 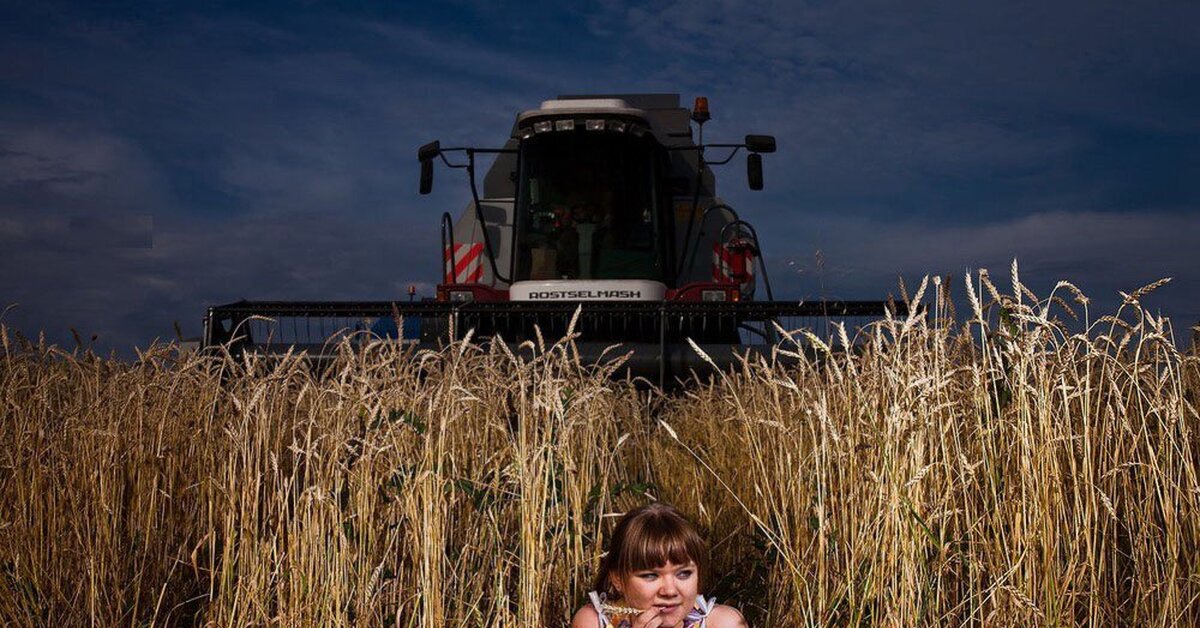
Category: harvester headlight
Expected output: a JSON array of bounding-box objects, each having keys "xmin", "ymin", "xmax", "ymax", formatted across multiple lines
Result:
[
  {"xmin": 533, "ymin": 121, "xmax": 553, "ymax": 134},
  {"xmin": 448, "ymin": 290, "xmax": 475, "ymax": 303},
  {"xmin": 586, "ymin": 119, "xmax": 605, "ymax": 131},
  {"xmin": 606, "ymin": 120, "xmax": 627, "ymax": 133},
  {"xmin": 520, "ymin": 127, "xmax": 535, "ymax": 139},
  {"xmin": 630, "ymin": 124, "xmax": 647, "ymax": 137},
  {"xmin": 701, "ymin": 289, "xmax": 727, "ymax": 302},
  {"xmin": 554, "ymin": 119, "xmax": 575, "ymax": 131}
]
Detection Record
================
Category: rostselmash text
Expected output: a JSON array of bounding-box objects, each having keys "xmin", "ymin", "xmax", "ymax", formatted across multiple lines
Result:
[{"xmin": 527, "ymin": 290, "xmax": 642, "ymax": 299}]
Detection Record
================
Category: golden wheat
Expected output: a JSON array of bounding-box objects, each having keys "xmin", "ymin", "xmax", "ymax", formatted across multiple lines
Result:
[{"xmin": 0, "ymin": 273, "xmax": 1196, "ymax": 626}]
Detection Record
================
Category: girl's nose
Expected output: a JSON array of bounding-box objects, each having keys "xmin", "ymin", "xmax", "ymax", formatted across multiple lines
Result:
[{"xmin": 659, "ymin": 576, "xmax": 679, "ymax": 596}]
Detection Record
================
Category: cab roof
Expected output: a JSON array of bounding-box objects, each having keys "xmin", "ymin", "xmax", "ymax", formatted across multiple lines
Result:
[
  {"xmin": 515, "ymin": 98, "xmax": 649, "ymax": 126},
  {"xmin": 512, "ymin": 93, "xmax": 694, "ymax": 147}
]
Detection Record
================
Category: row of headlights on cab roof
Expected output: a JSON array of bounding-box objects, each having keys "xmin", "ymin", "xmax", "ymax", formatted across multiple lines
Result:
[
  {"xmin": 519, "ymin": 118, "xmax": 649, "ymax": 139},
  {"xmin": 519, "ymin": 96, "xmax": 713, "ymax": 140}
]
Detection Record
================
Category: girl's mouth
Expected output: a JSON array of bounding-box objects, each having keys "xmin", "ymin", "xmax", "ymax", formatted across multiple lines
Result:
[{"xmin": 655, "ymin": 604, "xmax": 679, "ymax": 615}]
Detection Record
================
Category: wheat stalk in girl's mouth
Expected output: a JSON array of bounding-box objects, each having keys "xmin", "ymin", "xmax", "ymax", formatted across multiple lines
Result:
[{"xmin": 601, "ymin": 603, "xmax": 646, "ymax": 616}]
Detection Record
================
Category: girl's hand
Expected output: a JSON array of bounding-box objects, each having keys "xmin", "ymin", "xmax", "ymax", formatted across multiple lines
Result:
[{"xmin": 630, "ymin": 608, "xmax": 666, "ymax": 628}]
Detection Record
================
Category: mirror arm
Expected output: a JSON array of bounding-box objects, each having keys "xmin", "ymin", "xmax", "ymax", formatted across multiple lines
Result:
[
  {"xmin": 465, "ymin": 149, "xmax": 511, "ymax": 284},
  {"xmin": 437, "ymin": 147, "xmax": 516, "ymax": 169},
  {"xmin": 673, "ymin": 144, "xmax": 706, "ymax": 278},
  {"xmin": 667, "ymin": 143, "xmax": 742, "ymax": 165},
  {"xmin": 705, "ymin": 146, "xmax": 742, "ymax": 166},
  {"xmin": 421, "ymin": 143, "xmax": 519, "ymax": 281},
  {"xmin": 439, "ymin": 154, "xmax": 465, "ymax": 168},
  {"xmin": 441, "ymin": 212, "xmax": 456, "ymax": 282}
]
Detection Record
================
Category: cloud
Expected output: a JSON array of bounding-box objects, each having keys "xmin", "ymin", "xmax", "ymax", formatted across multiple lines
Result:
[
  {"xmin": 593, "ymin": 1, "xmax": 1200, "ymax": 102},
  {"xmin": 0, "ymin": 128, "xmax": 169, "ymax": 210},
  {"xmin": 0, "ymin": 207, "xmax": 441, "ymax": 353},
  {"xmin": 1, "ymin": 1, "xmax": 1197, "ymax": 355},
  {"xmin": 766, "ymin": 208, "xmax": 1200, "ymax": 325},
  {"xmin": 582, "ymin": 0, "xmax": 1200, "ymax": 213},
  {"xmin": 0, "ymin": 8, "xmax": 567, "ymax": 354}
]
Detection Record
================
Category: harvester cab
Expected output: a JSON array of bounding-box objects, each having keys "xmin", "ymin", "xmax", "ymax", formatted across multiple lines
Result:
[
  {"xmin": 420, "ymin": 94, "xmax": 775, "ymax": 306},
  {"xmin": 203, "ymin": 94, "xmax": 902, "ymax": 386}
]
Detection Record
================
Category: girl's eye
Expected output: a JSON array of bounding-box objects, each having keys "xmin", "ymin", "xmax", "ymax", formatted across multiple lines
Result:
[
  {"xmin": 638, "ymin": 573, "xmax": 657, "ymax": 580},
  {"xmin": 678, "ymin": 570, "xmax": 694, "ymax": 579}
]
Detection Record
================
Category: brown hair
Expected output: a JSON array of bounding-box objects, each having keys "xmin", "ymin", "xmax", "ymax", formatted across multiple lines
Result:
[{"xmin": 592, "ymin": 502, "xmax": 708, "ymax": 596}]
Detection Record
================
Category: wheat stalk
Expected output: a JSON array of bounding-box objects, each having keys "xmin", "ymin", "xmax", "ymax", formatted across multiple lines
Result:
[{"xmin": 601, "ymin": 602, "xmax": 646, "ymax": 616}]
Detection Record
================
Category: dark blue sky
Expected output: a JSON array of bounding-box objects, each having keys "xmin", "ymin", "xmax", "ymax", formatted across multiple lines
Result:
[{"xmin": 2, "ymin": 0, "xmax": 1198, "ymax": 352}]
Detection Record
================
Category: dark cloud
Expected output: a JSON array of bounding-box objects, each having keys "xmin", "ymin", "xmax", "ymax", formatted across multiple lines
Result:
[
  {"xmin": 587, "ymin": 0, "xmax": 1200, "ymax": 216},
  {"xmin": 0, "ymin": 209, "xmax": 441, "ymax": 351},
  {"xmin": 766, "ymin": 209, "xmax": 1199, "ymax": 322},
  {"xmin": 1, "ymin": 0, "xmax": 1198, "ymax": 354}
]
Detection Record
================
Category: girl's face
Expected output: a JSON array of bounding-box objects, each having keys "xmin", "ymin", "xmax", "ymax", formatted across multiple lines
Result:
[{"xmin": 611, "ymin": 560, "xmax": 699, "ymax": 627}]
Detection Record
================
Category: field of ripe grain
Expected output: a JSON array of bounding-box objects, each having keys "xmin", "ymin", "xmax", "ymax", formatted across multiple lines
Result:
[{"xmin": 2, "ymin": 272, "xmax": 1198, "ymax": 626}]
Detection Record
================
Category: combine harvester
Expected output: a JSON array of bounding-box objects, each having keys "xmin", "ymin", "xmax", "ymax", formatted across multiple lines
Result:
[{"xmin": 203, "ymin": 94, "xmax": 904, "ymax": 385}]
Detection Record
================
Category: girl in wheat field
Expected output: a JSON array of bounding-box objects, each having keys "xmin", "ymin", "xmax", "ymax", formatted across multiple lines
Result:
[{"xmin": 571, "ymin": 502, "xmax": 748, "ymax": 628}]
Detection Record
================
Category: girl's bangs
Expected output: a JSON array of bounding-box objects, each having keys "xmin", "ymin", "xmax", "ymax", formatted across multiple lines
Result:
[{"xmin": 616, "ymin": 516, "xmax": 704, "ymax": 572}]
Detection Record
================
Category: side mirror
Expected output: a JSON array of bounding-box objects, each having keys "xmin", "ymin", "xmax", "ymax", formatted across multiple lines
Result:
[
  {"xmin": 418, "ymin": 140, "xmax": 441, "ymax": 195},
  {"xmin": 744, "ymin": 134, "xmax": 776, "ymax": 153},
  {"xmin": 419, "ymin": 159, "xmax": 434, "ymax": 194},
  {"xmin": 747, "ymin": 153, "xmax": 763, "ymax": 190}
]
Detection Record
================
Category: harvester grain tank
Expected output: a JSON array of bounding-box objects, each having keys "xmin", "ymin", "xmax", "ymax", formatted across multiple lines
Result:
[{"xmin": 203, "ymin": 94, "xmax": 902, "ymax": 384}]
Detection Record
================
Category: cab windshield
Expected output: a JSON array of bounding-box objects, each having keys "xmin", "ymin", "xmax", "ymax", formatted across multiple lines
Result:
[{"xmin": 515, "ymin": 131, "xmax": 663, "ymax": 281}]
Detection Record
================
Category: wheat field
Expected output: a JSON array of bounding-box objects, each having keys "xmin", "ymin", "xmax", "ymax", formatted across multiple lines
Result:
[{"xmin": 1, "ymin": 270, "xmax": 1197, "ymax": 626}]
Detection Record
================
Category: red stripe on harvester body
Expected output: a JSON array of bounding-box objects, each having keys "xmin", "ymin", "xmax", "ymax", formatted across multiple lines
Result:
[{"xmin": 454, "ymin": 243, "xmax": 482, "ymax": 278}]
